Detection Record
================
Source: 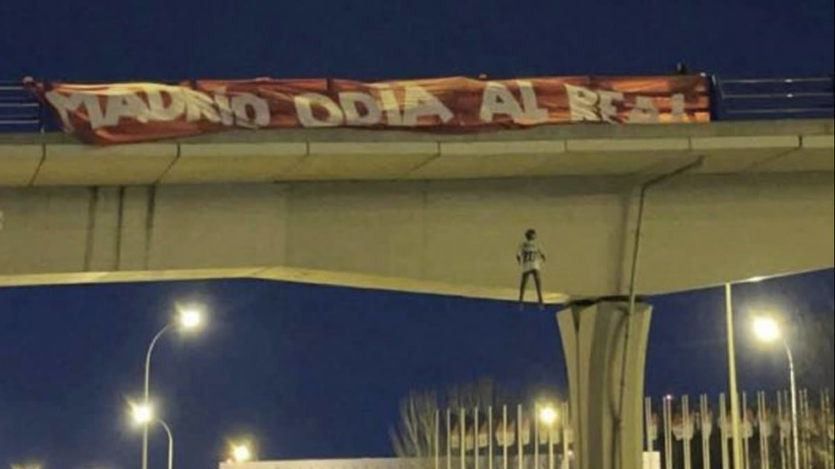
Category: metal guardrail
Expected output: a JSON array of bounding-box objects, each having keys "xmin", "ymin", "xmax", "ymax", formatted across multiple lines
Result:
[
  {"xmin": 1, "ymin": 75, "xmax": 833, "ymax": 134},
  {"xmin": 712, "ymin": 76, "xmax": 835, "ymax": 120},
  {"xmin": 0, "ymin": 81, "xmax": 44, "ymax": 132}
]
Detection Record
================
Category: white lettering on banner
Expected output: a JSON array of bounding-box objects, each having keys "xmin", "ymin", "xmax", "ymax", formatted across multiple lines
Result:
[
  {"xmin": 339, "ymin": 92, "xmax": 382, "ymax": 125},
  {"xmin": 47, "ymin": 87, "xmax": 273, "ymax": 131},
  {"xmin": 374, "ymin": 85, "xmax": 403, "ymax": 126},
  {"xmin": 628, "ymin": 96, "xmax": 660, "ymax": 123},
  {"xmin": 231, "ymin": 93, "xmax": 270, "ymax": 128},
  {"xmin": 516, "ymin": 81, "xmax": 548, "ymax": 124},
  {"xmin": 212, "ymin": 93, "xmax": 235, "ymax": 126},
  {"xmin": 597, "ymin": 90, "xmax": 625, "ymax": 123},
  {"xmin": 565, "ymin": 84, "xmax": 625, "ymax": 122},
  {"xmin": 402, "ymin": 86, "xmax": 453, "ymax": 125},
  {"xmin": 480, "ymin": 82, "xmax": 520, "ymax": 122},
  {"xmin": 183, "ymin": 89, "xmax": 221, "ymax": 124},
  {"xmin": 671, "ymin": 93, "xmax": 686, "ymax": 121},
  {"xmin": 44, "ymin": 91, "xmax": 83, "ymax": 131},
  {"xmin": 102, "ymin": 93, "xmax": 150, "ymax": 127},
  {"xmin": 296, "ymin": 87, "xmax": 451, "ymax": 127},
  {"xmin": 480, "ymin": 81, "xmax": 548, "ymax": 124},
  {"xmin": 565, "ymin": 84, "xmax": 599, "ymax": 122},
  {"xmin": 46, "ymin": 91, "xmax": 113, "ymax": 132},
  {"xmin": 294, "ymin": 93, "xmax": 344, "ymax": 127},
  {"xmin": 566, "ymin": 83, "xmax": 670, "ymax": 123},
  {"xmin": 147, "ymin": 89, "xmax": 187, "ymax": 122}
]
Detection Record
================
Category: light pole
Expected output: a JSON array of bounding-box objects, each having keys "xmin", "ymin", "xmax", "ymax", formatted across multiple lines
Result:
[
  {"xmin": 158, "ymin": 420, "xmax": 175, "ymax": 469},
  {"xmin": 131, "ymin": 402, "xmax": 175, "ymax": 469},
  {"xmin": 141, "ymin": 305, "xmax": 205, "ymax": 469},
  {"xmin": 753, "ymin": 316, "xmax": 800, "ymax": 469},
  {"xmin": 725, "ymin": 283, "xmax": 745, "ymax": 469}
]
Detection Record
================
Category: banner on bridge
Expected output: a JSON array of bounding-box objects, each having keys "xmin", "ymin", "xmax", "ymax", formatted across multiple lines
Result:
[{"xmin": 28, "ymin": 75, "xmax": 710, "ymax": 144}]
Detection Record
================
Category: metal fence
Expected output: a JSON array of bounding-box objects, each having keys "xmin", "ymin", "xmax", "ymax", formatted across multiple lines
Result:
[
  {"xmin": 646, "ymin": 389, "xmax": 834, "ymax": 469},
  {"xmin": 424, "ymin": 389, "xmax": 833, "ymax": 469},
  {"xmin": 429, "ymin": 402, "xmax": 573, "ymax": 469},
  {"xmin": 0, "ymin": 80, "xmax": 43, "ymax": 133},
  {"xmin": 1, "ymin": 75, "xmax": 833, "ymax": 134},
  {"xmin": 711, "ymin": 76, "xmax": 834, "ymax": 120}
]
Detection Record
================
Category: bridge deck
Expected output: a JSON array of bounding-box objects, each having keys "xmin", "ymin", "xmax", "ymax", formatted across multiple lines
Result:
[{"xmin": 0, "ymin": 119, "xmax": 832, "ymax": 187}]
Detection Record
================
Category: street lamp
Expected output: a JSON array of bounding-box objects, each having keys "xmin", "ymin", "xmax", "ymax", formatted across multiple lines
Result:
[
  {"xmin": 141, "ymin": 304, "xmax": 206, "ymax": 469},
  {"xmin": 538, "ymin": 405, "xmax": 558, "ymax": 427},
  {"xmin": 130, "ymin": 402, "xmax": 175, "ymax": 469},
  {"xmin": 537, "ymin": 405, "xmax": 558, "ymax": 469},
  {"xmin": 131, "ymin": 402, "xmax": 154, "ymax": 426},
  {"xmin": 753, "ymin": 316, "xmax": 800, "ymax": 469},
  {"xmin": 724, "ymin": 283, "xmax": 744, "ymax": 469},
  {"xmin": 229, "ymin": 442, "xmax": 255, "ymax": 463},
  {"xmin": 178, "ymin": 307, "xmax": 204, "ymax": 330}
]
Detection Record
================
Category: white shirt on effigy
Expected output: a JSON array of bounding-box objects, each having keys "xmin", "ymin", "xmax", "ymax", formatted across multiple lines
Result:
[{"xmin": 518, "ymin": 240, "xmax": 545, "ymax": 272}]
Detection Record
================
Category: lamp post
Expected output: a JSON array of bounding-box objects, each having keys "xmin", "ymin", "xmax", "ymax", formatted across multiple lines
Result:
[
  {"xmin": 131, "ymin": 402, "xmax": 175, "ymax": 469},
  {"xmin": 753, "ymin": 316, "xmax": 800, "ymax": 469},
  {"xmin": 141, "ymin": 305, "xmax": 205, "ymax": 469},
  {"xmin": 158, "ymin": 420, "xmax": 175, "ymax": 469},
  {"xmin": 725, "ymin": 283, "xmax": 745, "ymax": 469}
]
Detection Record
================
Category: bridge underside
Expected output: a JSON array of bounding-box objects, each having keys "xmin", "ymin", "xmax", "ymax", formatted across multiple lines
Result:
[{"xmin": 0, "ymin": 119, "xmax": 833, "ymax": 299}]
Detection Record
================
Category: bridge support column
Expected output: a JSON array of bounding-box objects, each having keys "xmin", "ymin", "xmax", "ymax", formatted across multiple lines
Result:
[{"xmin": 557, "ymin": 297, "xmax": 653, "ymax": 469}]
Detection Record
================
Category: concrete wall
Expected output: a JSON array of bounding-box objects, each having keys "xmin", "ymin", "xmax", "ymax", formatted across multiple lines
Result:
[{"xmin": 1, "ymin": 171, "xmax": 833, "ymax": 296}]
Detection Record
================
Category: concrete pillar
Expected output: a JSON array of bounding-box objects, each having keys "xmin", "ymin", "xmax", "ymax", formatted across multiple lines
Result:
[{"xmin": 557, "ymin": 297, "xmax": 653, "ymax": 469}]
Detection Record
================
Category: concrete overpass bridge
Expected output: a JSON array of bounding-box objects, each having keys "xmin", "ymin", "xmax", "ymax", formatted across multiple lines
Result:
[
  {"xmin": 1, "ymin": 117, "xmax": 833, "ymax": 469},
  {"xmin": 0, "ymin": 119, "xmax": 832, "ymax": 298}
]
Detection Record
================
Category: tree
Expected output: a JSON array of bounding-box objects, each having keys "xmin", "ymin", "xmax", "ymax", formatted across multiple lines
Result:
[
  {"xmin": 389, "ymin": 378, "xmax": 497, "ymax": 466},
  {"xmin": 389, "ymin": 390, "xmax": 439, "ymax": 463}
]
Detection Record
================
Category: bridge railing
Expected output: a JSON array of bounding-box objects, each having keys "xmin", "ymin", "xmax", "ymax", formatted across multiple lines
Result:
[
  {"xmin": 1, "ymin": 75, "xmax": 833, "ymax": 134},
  {"xmin": 712, "ymin": 75, "xmax": 835, "ymax": 120},
  {"xmin": 0, "ymin": 80, "xmax": 43, "ymax": 133}
]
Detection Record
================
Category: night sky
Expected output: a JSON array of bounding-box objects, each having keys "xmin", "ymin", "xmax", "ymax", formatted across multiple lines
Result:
[
  {"xmin": 1, "ymin": 0, "xmax": 833, "ymax": 467},
  {"xmin": 1, "ymin": 0, "xmax": 833, "ymax": 80}
]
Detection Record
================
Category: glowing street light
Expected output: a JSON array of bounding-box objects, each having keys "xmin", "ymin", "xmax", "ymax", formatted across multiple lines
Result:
[
  {"xmin": 130, "ymin": 402, "xmax": 155, "ymax": 426},
  {"xmin": 226, "ymin": 439, "xmax": 255, "ymax": 463},
  {"xmin": 536, "ymin": 404, "xmax": 559, "ymax": 469},
  {"xmin": 232, "ymin": 444, "xmax": 252, "ymax": 463},
  {"xmin": 178, "ymin": 306, "xmax": 204, "ymax": 331},
  {"xmin": 753, "ymin": 315, "xmax": 800, "ymax": 469},
  {"xmin": 129, "ymin": 402, "xmax": 175, "ymax": 469},
  {"xmin": 753, "ymin": 317, "xmax": 781, "ymax": 343},
  {"xmin": 141, "ymin": 303, "xmax": 207, "ymax": 469},
  {"xmin": 538, "ymin": 406, "xmax": 558, "ymax": 427}
]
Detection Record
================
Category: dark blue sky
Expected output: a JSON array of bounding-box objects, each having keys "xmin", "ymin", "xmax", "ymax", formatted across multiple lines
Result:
[
  {"xmin": 1, "ymin": 269, "xmax": 833, "ymax": 468},
  {"xmin": 1, "ymin": 0, "xmax": 833, "ymax": 81},
  {"xmin": 0, "ymin": 1, "xmax": 833, "ymax": 467}
]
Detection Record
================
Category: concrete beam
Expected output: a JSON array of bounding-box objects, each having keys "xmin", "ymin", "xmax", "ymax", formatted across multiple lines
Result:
[
  {"xmin": 162, "ymin": 142, "xmax": 307, "ymax": 184},
  {"xmin": 1, "ymin": 172, "xmax": 832, "ymax": 298},
  {"xmin": 0, "ymin": 143, "xmax": 41, "ymax": 186},
  {"xmin": 1, "ymin": 120, "xmax": 832, "ymax": 186}
]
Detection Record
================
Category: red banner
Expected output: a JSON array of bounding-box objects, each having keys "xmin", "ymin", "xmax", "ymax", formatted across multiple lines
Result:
[{"xmin": 28, "ymin": 75, "xmax": 710, "ymax": 144}]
